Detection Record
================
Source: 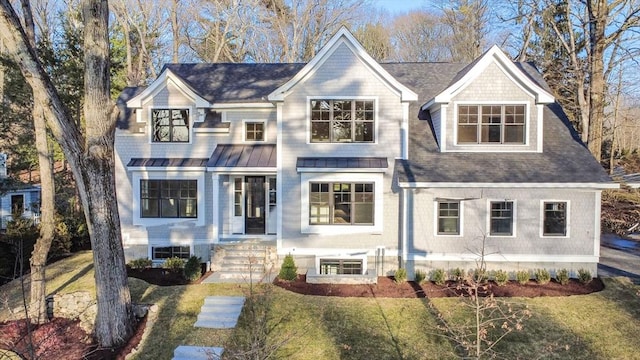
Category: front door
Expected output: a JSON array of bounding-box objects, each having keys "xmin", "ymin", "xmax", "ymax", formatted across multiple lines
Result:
[{"xmin": 245, "ymin": 176, "xmax": 265, "ymax": 234}]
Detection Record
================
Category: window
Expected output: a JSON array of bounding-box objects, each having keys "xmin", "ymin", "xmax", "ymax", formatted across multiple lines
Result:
[
  {"xmin": 152, "ymin": 109, "xmax": 189, "ymax": 142},
  {"xmin": 141, "ymin": 180, "xmax": 197, "ymax": 218},
  {"xmin": 320, "ymin": 259, "xmax": 363, "ymax": 275},
  {"xmin": 11, "ymin": 195, "xmax": 24, "ymax": 215},
  {"xmin": 438, "ymin": 201, "xmax": 460, "ymax": 235},
  {"xmin": 490, "ymin": 201, "xmax": 513, "ymax": 236},
  {"xmin": 543, "ymin": 202, "xmax": 567, "ymax": 236},
  {"xmin": 310, "ymin": 100, "xmax": 374, "ymax": 142},
  {"xmin": 234, "ymin": 178, "xmax": 242, "ymax": 216},
  {"xmin": 245, "ymin": 122, "xmax": 264, "ymax": 141},
  {"xmin": 152, "ymin": 246, "xmax": 190, "ymax": 260},
  {"xmin": 309, "ymin": 182, "xmax": 374, "ymax": 225},
  {"xmin": 457, "ymin": 105, "xmax": 525, "ymax": 144}
]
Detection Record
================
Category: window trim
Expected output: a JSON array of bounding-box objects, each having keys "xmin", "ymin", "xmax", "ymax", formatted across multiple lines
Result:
[
  {"xmin": 315, "ymin": 255, "xmax": 367, "ymax": 276},
  {"xmin": 540, "ymin": 200, "xmax": 570, "ymax": 238},
  {"xmin": 487, "ymin": 200, "xmax": 517, "ymax": 237},
  {"xmin": 453, "ymin": 101, "xmax": 529, "ymax": 146},
  {"xmin": 140, "ymin": 179, "xmax": 198, "ymax": 219},
  {"xmin": 434, "ymin": 200, "xmax": 463, "ymax": 236},
  {"xmin": 151, "ymin": 245, "xmax": 191, "ymax": 260},
  {"xmin": 300, "ymin": 172, "xmax": 383, "ymax": 235},
  {"xmin": 148, "ymin": 106, "xmax": 193, "ymax": 144},
  {"xmin": 243, "ymin": 119, "xmax": 267, "ymax": 142},
  {"xmin": 309, "ymin": 182, "xmax": 375, "ymax": 226},
  {"xmin": 306, "ymin": 96, "xmax": 378, "ymax": 144}
]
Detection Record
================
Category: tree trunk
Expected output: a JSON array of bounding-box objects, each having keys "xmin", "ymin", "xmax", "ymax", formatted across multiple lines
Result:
[
  {"xmin": 587, "ymin": 0, "xmax": 607, "ymax": 161},
  {"xmin": 0, "ymin": 0, "xmax": 134, "ymax": 347},
  {"xmin": 171, "ymin": 0, "xmax": 179, "ymax": 63},
  {"xmin": 21, "ymin": 0, "xmax": 57, "ymax": 326}
]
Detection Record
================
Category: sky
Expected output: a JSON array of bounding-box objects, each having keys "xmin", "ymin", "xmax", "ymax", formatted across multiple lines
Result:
[{"xmin": 371, "ymin": 0, "xmax": 426, "ymax": 15}]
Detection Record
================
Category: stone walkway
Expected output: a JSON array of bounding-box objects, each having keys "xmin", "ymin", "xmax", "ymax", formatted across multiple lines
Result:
[{"xmin": 171, "ymin": 296, "xmax": 245, "ymax": 360}]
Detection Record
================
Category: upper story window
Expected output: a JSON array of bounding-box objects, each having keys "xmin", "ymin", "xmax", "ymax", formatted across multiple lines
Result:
[
  {"xmin": 490, "ymin": 201, "xmax": 514, "ymax": 236},
  {"xmin": 543, "ymin": 201, "xmax": 567, "ymax": 236},
  {"xmin": 458, "ymin": 105, "xmax": 525, "ymax": 144},
  {"xmin": 141, "ymin": 179, "xmax": 197, "ymax": 218},
  {"xmin": 309, "ymin": 182, "xmax": 374, "ymax": 225},
  {"xmin": 245, "ymin": 122, "xmax": 265, "ymax": 141},
  {"xmin": 310, "ymin": 100, "xmax": 374, "ymax": 143},
  {"xmin": 152, "ymin": 109, "xmax": 189, "ymax": 142}
]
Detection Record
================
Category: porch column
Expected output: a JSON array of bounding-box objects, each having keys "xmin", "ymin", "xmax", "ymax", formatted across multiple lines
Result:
[{"xmin": 211, "ymin": 173, "xmax": 220, "ymax": 243}]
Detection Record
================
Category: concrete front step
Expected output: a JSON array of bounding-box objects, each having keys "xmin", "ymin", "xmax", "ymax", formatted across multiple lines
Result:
[
  {"xmin": 218, "ymin": 270, "xmax": 270, "ymax": 280},
  {"xmin": 173, "ymin": 345, "xmax": 224, "ymax": 360},
  {"xmin": 203, "ymin": 296, "xmax": 245, "ymax": 306},
  {"xmin": 193, "ymin": 318, "xmax": 240, "ymax": 329},
  {"xmin": 194, "ymin": 296, "xmax": 245, "ymax": 329}
]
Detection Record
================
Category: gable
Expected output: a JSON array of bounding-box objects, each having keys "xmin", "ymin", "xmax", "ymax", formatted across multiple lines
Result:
[
  {"xmin": 126, "ymin": 69, "xmax": 209, "ymax": 109},
  {"xmin": 268, "ymin": 27, "xmax": 417, "ymax": 102}
]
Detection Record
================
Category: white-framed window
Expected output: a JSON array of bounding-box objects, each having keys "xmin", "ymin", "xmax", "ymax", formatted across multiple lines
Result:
[
  {"xmin": 457, "ymin": 104, "xmax": 526, "ymax": 144},
  {"xmin": 489, "ymin": 200, "xmax": 515, "ymax": 236},
  {"xmin": 140, "ymin": 179, "xmax": 197, "ymax": 218},
  {"xmin": 300, "ymin": 173, "xmax": 383, "ymax": 235},
  {"xmin": 319, "ymin": 259, "xmax": 363, "ymax": 275},
  {"xmin": 310, "ymin": 99, "xmax": 375, "ymax": 143},
  {"xmin": 244, "ymin": 120, "xmax": 265, "ymax": 141},
  {"xmin": 151, "ymin": 108, "xmax": 189, "ymax": 143},
  {"xmin": 541, "ymin": 201, "xmax": 569, "ymax": 237},
  {"xmin": 309, "ymin": 182, "xmax": 374, "ymax": 225},
  {"xmin": 10, "ymin": 194, "xmax": 24, "ymax": 215},
  {"xmin": 436, "ymin": 201, "xmax": 461, "ymax": 235}
]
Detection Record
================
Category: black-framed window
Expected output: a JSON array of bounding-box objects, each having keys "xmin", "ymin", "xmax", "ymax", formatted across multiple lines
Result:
[
  {"xmin": 11, "ymin": 194, "xmax": 24, "ymax": 215},
  {"xmin": 543, "ymin": 202, "xmax": 567, "ymax": 236},
  {"xmin": 309, "ymin": 182, "xmax": 374, "ymax": 225},
  {"xmin": 490, "ymin": 201, "xmax": 513, "ymax": 236},
  {"xmin": 152, "ymin": 109, "xmax": 189, "ymax": 142},
  {"xmin": 245, "ymin": 122, "xmax": 265, "ymax": 141},
  {"xmin": 152, "ymin": 246, "xmax": 190, "ymax": 260},
  {"xmin": 458, "ymin": 105, "xmax": 525, "ymax": 144},
  {"xmin": 310, "ymin": 99, "xmax": 374, "ymax": 143},
  {"xmin": 320, "ymin": 259, "xmax": 363, "ymax": 275},
  {"xmin": 141, "ymin": 180, "xmax": 197, "ymax": 218},
  {"xmin": 438, "ymin": 201, "xmax": 460, "ymax": 235}
]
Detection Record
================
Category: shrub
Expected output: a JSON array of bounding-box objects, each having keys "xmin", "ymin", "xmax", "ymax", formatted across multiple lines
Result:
[
  {"xmin": 450, "ymin": 268, "xmax": 465, "ymax": 282},
  {"xmin": 163, "ymin": 257, "xmax": 185, "ymax": 272},
  {"xmin": 414, "ymin": 269, "xmax": 427, "ymax": 284},
  {"xmin": 535, "ymin": 269, "xmax": 551, "ymax": 285},
  {"xmin": 471, "ymin": 268, "xmax": 488, "ymax": 283},
  {"xmin": 394, "ymin": 268, "xmax": 407, "ymax": 283},
  {"xmin": 184, "ymin": 256, "xmax": 202, "ymax": 282},
  {"xmin": 555, "ymin": 268, "xmax": 570, "ymax": 285},
  {"xmin": 516, "ymin": 270, "xmax": 530, "ymax": 285},
  {"xmin": 278, "ymin": 254, "xmax": 298, "ymax": 281},
  {"xmin": 578, "ymin": 268, "xmax": 592, "ymax": 284},
  {"xmin": 493, "ymin": 269, "xmax": 509, "ymax": 286},
  {"xmin": 128, "ymin": 258, "xmax": 152, "ymax": 270},
  {"xmin": 430, "ymin": 269, "xmax": 446, "ymax": 286}
]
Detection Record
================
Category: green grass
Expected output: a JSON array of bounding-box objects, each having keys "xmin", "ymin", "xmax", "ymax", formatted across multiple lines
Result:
[{"xmin": 2, "ymin": 253, "xmax": 640, "ymax": 360}]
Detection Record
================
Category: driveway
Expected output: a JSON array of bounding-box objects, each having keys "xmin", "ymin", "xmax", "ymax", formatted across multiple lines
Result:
[{"xmin": 599, "ymin": 234, "xmax": 640, "ymax": 283}]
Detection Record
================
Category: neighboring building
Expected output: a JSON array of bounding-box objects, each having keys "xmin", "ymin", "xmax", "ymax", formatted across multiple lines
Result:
[
  {"xmin": 114, "ymin": 28, "xmax": 616, "ymax": 281},
  {"xmin": 0, "ymin": 153, "xmax": 41, "ymax": 229}
]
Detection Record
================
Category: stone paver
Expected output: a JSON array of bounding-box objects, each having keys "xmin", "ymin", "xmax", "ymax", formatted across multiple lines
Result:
[
  {"xmin": 172, "ymin": 345, "xmax": 223, "ymax": 360},
  {"xmin": 194, "ymin": 296, "xmax": 245, "ymax": 329}
]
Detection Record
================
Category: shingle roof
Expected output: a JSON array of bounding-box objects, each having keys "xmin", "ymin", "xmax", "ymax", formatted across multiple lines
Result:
[
  {"xmin": 207, "ymin": 144, "xmax": 277, "ymax": 168},
  {"xmin": 296, "ymin": 157, "xmax": 388, "ymax": 169}
]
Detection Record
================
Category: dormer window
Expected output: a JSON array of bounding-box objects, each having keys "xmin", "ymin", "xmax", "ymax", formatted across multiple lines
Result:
[
  {"xmin": 457, "ymin": 105, "xmax": 525, "ymax": 144},
  {"xmin": 310, "ymin": 99, "xmax": 374, "ymax": 143},
  {"xmin": 152, "ymin": 109, "xmax": 189, "ymax": 142}
]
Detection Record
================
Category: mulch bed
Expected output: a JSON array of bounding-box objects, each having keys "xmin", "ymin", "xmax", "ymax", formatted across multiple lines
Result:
[
  {"xmin": 126, "ymin": 267, "xmax": 211, "ymax": 286},
  {"xmin": 274, "ymin": 275, "xmax": 605, "ymax": 298}
]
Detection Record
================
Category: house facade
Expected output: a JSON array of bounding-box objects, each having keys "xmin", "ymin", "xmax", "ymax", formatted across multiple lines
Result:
[{"xmin": 114, "ymin": 28, "xmax": 615, "ymax": 280}]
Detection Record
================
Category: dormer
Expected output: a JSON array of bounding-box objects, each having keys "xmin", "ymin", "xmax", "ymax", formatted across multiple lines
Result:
[
  {"xmin": 125, "ymin": 69, "xmax": 210, "ymax": 144},
  {"xmin": 422, "ymin": 46, "xmax": 554, "ymax": 153}
]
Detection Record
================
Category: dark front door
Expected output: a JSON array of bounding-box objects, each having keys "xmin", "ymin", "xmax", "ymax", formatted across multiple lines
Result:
[{"xmin": 245, "ymin": 176, "xmax": 265, "ymax": 234}]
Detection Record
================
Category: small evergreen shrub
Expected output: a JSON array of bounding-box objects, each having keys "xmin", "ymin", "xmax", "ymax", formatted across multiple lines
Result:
[
  {"xmin": 278, "ymin": 254, "xmax": 298, "ymax": 281},
  {"xmin": 516, "ymin": 270, "xmax": 530, "ymax": 285},
  {"xmin": 430, "ymin": 269, "xmax": 446, "ymax": 286},
  {"xmin": 493, "ymin": 269, "xmax": 509, "ymax": 286},
  {"xmin": 394, "ymin": 268, "xmax": 407, "ymax": 283},
  {"xmin": 450, "ymin": 268, "xmax": 465, "ymax": 282},
  {"xmin": 163, "ymin": 257, "xmax": 185, "ymax": 272},
  {"xmin": 578, "ymin": 268, "xmax": 592, "ymax": 284},
  {"xmin": 184, "ymin": 256, "xmax": 202, "ymax": 282},
  {"xmin": 128, "ymin": 258, "xmax": 152, "ymax": 270},
  {"xmin": 535, "ymin": 269, "xmax": 551, "ymax": 285},
  {"xmin": 471, "ymin": 268, "xmax": 488, "ymax": 283},
  {"xmin": 414, "ymin": 269, "xmax": 427, "ymax": 284},
  {"xmin": 555, "ymin": 268, "xmax": 570, "ymax": 285}
]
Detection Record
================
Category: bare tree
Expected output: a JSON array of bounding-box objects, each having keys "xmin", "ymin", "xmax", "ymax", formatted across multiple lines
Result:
[
  {"xmin": 0, "ymin": 0, "xmax": 134, "ymax": 347},
  {"xmin": 439, "ymin": 0, "xmax": 490, "ymax": 62},
  {"xmin": 389, "ymin": 10, "xmax": 450, "ymax": 62}
]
